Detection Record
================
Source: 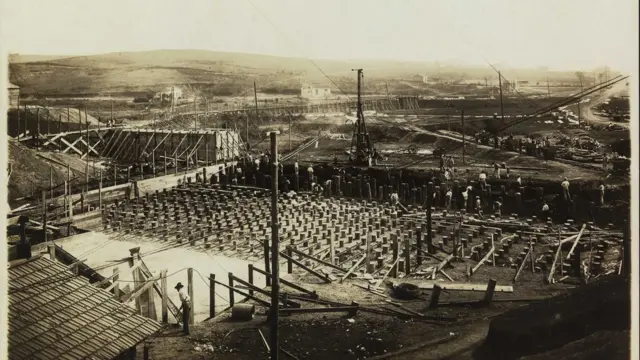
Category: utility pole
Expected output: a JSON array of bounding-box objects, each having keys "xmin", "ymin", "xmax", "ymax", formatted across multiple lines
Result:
[
  {"xmin": 110, "ymin": 97, "xmax": 114, "ymax": 126},
  {"xmin": 252, "ymin": 81, "xmax": 259, "ymax": 147},
  {"xmin": 578, "ymin": 76, "xmax": 584, "ymax": 127},
  {"xmin": 288, "ymin": 114, "xmax": 292, "ymax": 151},
  {"xmin": 461, "ymin": 109, "xmax": 465, "ymax": 164},
  {"xmin": 547, "ymin": 77, "xmax": 551, "ymax": 98},
  {"xmin": 498, "ymin": 71, "xmax": 505, "ymax": 122},
  {"xmin": 194, "ymin": 98, "xmax": 198, "ymax": 131},
  {"xmin": 269, "ymin": 131, "xmax": 280, "ymax": 360}
]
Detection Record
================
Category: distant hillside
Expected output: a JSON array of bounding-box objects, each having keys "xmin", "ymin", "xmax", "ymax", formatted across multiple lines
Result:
[{"xmin": 8, "ymin": 49, "xmax": 594, "ymax": 97}]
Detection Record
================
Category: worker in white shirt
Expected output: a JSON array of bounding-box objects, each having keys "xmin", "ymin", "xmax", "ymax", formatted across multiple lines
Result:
[
  {"xmin": 175, "ymin": 282, "xmax": 191, "ymax": 335},
  {"xmin": 516, "ymin": 175, "xmax": 522, "ymax": 186},
  {"xmin": 541, "ymin": 201, "xmax": 550, "ymax": 221},
  {"xmin": 445, "ymin": 189, "xmax": 452, "ymax": 209},
  {"xmin": 561, "ymin": 177, "xmax": 570, "ymax": 201},
  {"xmin": 599, "ymin": 182, "xmax": 605, "ymax": 205},
  {"xmin": 462, "ymin": 187, "xmax": 470, "ymax": 211},
  {"xmin": 390, "ymin": 192, "xmax": 399, "ymax": 205},
  {"xmin": 479, "ymin": 171, "xmax": 487, "ymax": 189},
  {"xmin": 294, "ymin": 159, "xmax": 299, "ymax": 174}
]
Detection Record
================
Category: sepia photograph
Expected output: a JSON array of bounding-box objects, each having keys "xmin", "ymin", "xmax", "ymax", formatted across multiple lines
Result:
[{"xmin": 0, "ymin": 0, "xmax": 637, "ymax": 359}]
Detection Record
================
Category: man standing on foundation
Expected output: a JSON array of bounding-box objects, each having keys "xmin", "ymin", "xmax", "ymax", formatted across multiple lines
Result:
[{"xmin": 175, "ymin": 282, "xmax": 191, "ymax": 335}]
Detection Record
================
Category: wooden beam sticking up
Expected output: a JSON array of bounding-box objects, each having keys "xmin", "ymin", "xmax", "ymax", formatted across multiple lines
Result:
[
  {"xmin": 470, "ymin": 247, "xmax": 495, "ymax": 277},
  {"xmin": 566, "ymin": 224, "xmax": 586, "ymax": 260},
  {"xmin": 340, "ymin": 254, "xmax": 367, "ymax": 283},
  {"xmin": 513, "ymin": 247, "xmax": 532, "ymax": 282}
]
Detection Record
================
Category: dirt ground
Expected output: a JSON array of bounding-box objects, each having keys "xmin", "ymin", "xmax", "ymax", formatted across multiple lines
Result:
[{"xmin": 139, "ymin": 265, "xmax": 577, "ymax": 360}]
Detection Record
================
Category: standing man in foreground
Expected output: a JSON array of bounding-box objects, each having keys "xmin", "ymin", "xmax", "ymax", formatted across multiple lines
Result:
[{"xmin": 175, "ymin": 282, "xmax": 191, "ymax": 335}]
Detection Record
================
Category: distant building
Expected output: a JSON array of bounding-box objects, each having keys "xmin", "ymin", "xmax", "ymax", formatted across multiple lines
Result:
[
  {"xmin": 301, "ymin": 86, "xmax": 331, "ymax": 99},
  {"xmin": 421, "ymin": 75, "xmax": 429, "ymax": 83},
  {"xmin": 8, "ymin": 82, "xmax": 19, "ymax": 109}
]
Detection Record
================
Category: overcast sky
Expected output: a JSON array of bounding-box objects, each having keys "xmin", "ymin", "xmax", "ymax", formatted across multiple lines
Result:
[{"xmin": 2, "ymin": 0, "xmax": 637, "ymax": 72}]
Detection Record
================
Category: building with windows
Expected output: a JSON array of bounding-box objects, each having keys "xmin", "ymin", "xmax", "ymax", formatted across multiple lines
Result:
[
  {"xmin": 8, "ymin": 82, "xmax": 19, "ymax": 109},
  {"xmin": 301, "ymin": 86, "xmax": 331, "ymax": 99}
]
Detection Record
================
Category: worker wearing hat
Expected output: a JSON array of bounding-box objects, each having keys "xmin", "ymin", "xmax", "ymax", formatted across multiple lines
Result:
[{"xmin": 175, "ymin": 282, "xmax": 191, "ymax": 335}]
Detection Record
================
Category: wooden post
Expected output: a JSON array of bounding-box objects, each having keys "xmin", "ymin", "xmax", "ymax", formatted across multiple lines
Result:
[
  {"xmin": 416, "ymin": 230, "xmax": 422, "ymax": 265},
  {"xmin": 47, "ymin": 244, "xmax": 56, "ymax": 261},
  {"xmin": 248, "ymin": 264, "xmax": 255, "ymax": 296},
  {"xmin": 36, "ymin": 107, "xmax": 40, "ymax": 146},
  {"xmin": 287, "ymin": 247, "xmax": 293, "ymax": 274},
  {"xmin": 428, "ymin": 284, "xmax": 441, "ymax": 309},
  {"xmin": 426, "ymin": 182, "xmax": 433, "ymax": 253},
  {"xmin": 483, "ymin": 279, "xmax": 497, "ymax": 306},
  {"xmin": 49, "ymin": 166, "xmax": 53, "ymax": 200},
  {"xmin": 59, "ymin": 114, "xmax": 62, "ymax": 133},
  {"xmin": 228, "ymin": 272, "xmax": 235, "ymax": 307},
  {"xmin": 209, "ymin": 273, "xmax": 216, "ymax": 318},
  {"xmin": 264, "ymin": 235, "xmax": 271, "ymax": 286},
  {"xmin": 42, "ymin": 191, "xmax": 47, "ymax": 243},
  {"xmin": 164, "ymin": 150, "xmax": 168, "ymax": 175},
  {"xmin": 97, "ymin": 168, "xmax": 103, "ymax": 209},
  {"xmin": 161, "ymin": 269, "xmax": 168, "ymax": 323},
  {"xmin": 404, "ymin": 237, "xmax": 411, "ymax": 274},
  {"xmin": 461, "ymin": 109, "xmax": 465, "ymax": 164},
  {"xmin": 490, "ymin": 234, "xmax": 496, "ymax": 266},
  {"xmin": 187, "ymin": 268, "xmax": 194, "ymax": 324},
  {"xmin": 113, "ymin": 268, "xmax": 121, "ymax": 300},
  {"xmin": 391, "ymin": 233, "xmax": 399, "ymax": 277}
]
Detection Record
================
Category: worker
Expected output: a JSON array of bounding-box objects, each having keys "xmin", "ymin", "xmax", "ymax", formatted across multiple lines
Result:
[
  {"xmin": 602, "ymin": 154, "xmax": 609, "ymax": 171},
  {"xmin": 462, "ymin": 186, "xmax": 470, "ymax": 211},
  {"xmin": 479, "ymin": 171, "xmax": 487, "ymax": 189},
  {"xmin": 516, "ymin": 175, "xmax": 522, "ymax": 187},
  {"xmin": 307, "ymin": 165, "xmax": 314, "ymax": 185},
  {"xmin": 254, "ymin": 157, "xmax": 260, "ymax": 171},
  {"xmin": 505, "ymin": 166, "xmax": 511, "ymax": 179},
  {"xmin": 175, "ymin": 282, "xmax": 191, "ymax": 335},
  {"xmin": 561, "ymin": 177, "xmax": 571, "ymax": 201},
  {"xmin": 445, "ymin": 189, "xmax": 452, "ymax": 210},
  {"xmin": 494, "ymin": 197, "xmax": 503, "ymax": 217},
  {"xmin": 294, "ymin": 159, "xmax": 299, "ymax": 174},
  {"xmin": 439, "ymin": 155, "xmax": 445, "ymax": 172},
  {"xmin": 367, "ymin": 155, "xmax": 372, "ymax": 167},
  {"xmin": 541, "ymin": 201, "xmax": 550, "ymax": 221},
  {"xmin": 444, "ymin": 168, "xmax": 451, "ymax": 183},
  {"xmin": 475, "ymin": 196, "xmax": 483, "ymax": 218},
  {"xmin": 390, "ymin": 192, "xmax": 399, "ymax": 205},
  {"xmin": 493, "ymin": 162, "xmax": 500, "ymax": 179},
  {"xmin": 599, "ymin": 182, "xmax": 605, "ymax": 205}
]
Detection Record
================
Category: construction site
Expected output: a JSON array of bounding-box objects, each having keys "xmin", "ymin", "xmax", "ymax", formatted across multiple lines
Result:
[
  {"xmin": 4, "ymin": 0, "xmax": 635, "ymax": 348},
  {"xmin": 6, "ymin": 58, "xmax": 632, "ymax": 359}
]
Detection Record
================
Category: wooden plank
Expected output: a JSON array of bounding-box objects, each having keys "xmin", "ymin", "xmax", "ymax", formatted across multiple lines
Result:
[
  {"xmin": 471, "ymin": 247, "xmax": 495, "ymax": 275},
  {"xmin": 513, "ymin": 247, "xmax": 532, "ymax": 282},
  {"xmin": 291, "ymin": 247, "xmax": 347, "ymax": 273},
  {"xmin": 390, "ymin": 280, "xmax": 513, "ymax": 293},
  {"xmin": 340, "ymin": 255, "xmax": 366, "ymax": 283},
  {"xmin": 547, "ymin": 242, "xmax": 564, "ymax": 284},
  {"xmin": 566, "ymin": 224, "xmax": 587, "ymax": 260},
  {"xmin": 373, "ymin": 257, "xmax": 401, "ymax": 289},
  {"xmin": 123, "ymin": 274, "xmax": 162, "ymax": 303}
]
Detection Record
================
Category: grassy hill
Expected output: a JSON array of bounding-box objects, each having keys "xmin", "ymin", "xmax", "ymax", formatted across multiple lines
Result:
[{"xmin": 9, "ymin": 49, "xmax": 593, "ymax": 97}]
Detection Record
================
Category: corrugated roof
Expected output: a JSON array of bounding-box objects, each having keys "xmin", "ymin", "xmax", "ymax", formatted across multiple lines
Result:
[
  {"xmin": 8, "ymin": 255, "xmax": 164, "ymax": 360},
  {"xmin": 9, "ymin": 82, "xmax": 20, "ymax": 89}
]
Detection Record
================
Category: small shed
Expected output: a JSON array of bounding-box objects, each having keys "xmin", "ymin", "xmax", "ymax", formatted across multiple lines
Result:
[
  {"xmin": 7, "ymin": 255, "xmax": 165, "ymax": 360},
  {"xmin": 8, "ymin": 82, "xmax": 20, "ymax": 109}
]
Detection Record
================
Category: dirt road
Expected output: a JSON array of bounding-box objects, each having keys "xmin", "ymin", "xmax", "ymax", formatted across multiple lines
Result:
[{"xmin": 580, "ymin": 81, "xmax": 629, "ymax": 128}]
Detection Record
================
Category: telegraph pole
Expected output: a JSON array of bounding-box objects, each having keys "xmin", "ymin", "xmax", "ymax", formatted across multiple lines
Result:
[
  {"xmin": 578, "ymin": 76, "xmax": 584, "ymax": 127},
  {"xmin": 461, "ymin": 109, "xmax": 465, "ymax": 164},
  {"xmin": 269, "ymin": 131, "xmax": 280, "ymax": 360},
  {"xmin": 547, "ymin": 77, "xmax": 551, "ymax": 98},
  {"xmin": 252, "ymin": 82, "xmax": 259, "ymax": 147},
  {"xmin": 498, "ymin": 71, "xmax": 505, "ymax": 122},
  {"xmin": 288, "ymin": 114, "xmax": 292, "ymax": 151}
]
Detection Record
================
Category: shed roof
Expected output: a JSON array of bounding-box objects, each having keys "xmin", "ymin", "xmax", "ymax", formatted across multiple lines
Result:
[{"xmin": 8, "ymin": 255, "xmax": 164, "ymax": 360}]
